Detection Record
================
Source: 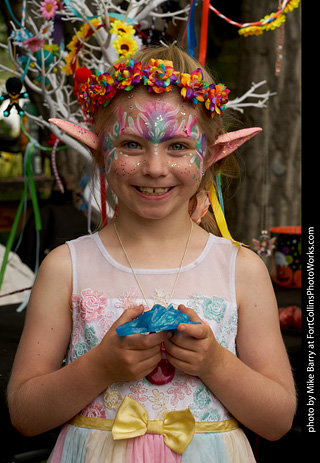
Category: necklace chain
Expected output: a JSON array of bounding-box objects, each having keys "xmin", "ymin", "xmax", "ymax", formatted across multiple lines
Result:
[{"xmin": 113, "ymin": 220, "xmax": 193, "ymax": 310}]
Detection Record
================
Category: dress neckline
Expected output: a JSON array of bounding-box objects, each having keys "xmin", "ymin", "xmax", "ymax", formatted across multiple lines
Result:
[{"xmin": 93, "ymin": 232, "xmax": 214, "ymax": 275}]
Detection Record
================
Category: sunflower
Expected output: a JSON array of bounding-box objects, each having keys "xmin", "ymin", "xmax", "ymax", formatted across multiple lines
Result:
[
  {"xmin": 112, "ymin": 34, "xmax": 138, "ymax": 59},
  {"xmin": 109, "ymin": 19, "xmax": 136, "ymax": 36}
]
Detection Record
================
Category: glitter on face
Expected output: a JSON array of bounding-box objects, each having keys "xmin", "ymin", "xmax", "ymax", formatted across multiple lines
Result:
[{"xmin": 102, "ymin": 95, "xmax": 207, "ymax": 187}]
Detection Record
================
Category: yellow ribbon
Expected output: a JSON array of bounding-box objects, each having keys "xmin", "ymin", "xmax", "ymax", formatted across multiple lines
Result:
[
  {"xmin": 70, "ymin": 396, "xmax": 239, "ymax": 455},
  {"xmin": 208, "ymin": 184, "xmax": 248, "ymax": 247}
]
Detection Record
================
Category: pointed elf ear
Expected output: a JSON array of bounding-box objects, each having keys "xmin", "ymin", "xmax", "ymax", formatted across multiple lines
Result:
[
  {"xmin": 49, "ymin": 118, "xmax": 99, "ymax": 150},
  {"xmin": 205, "ymin": 127, "xmax": 262, "ymax": 168}
]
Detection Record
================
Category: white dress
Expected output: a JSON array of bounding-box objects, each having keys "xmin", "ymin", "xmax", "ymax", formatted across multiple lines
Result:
[{"xmin": 48, "ymin": 232, "xmax": 256, "ymax": 463}]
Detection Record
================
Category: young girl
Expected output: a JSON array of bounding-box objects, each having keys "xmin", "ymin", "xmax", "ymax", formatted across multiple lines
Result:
[{"xmin": 8, "ymin": 45, "xmax": 296, "ymax": 462}]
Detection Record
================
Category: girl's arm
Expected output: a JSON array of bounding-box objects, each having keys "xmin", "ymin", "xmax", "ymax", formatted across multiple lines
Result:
[
  {"xmin": 7, "ymin": 244, "xmax": 171, "ymax": 436},
  {"xmin": 165, "ymin": 246, "xmax": 296, "ymax": 441}
]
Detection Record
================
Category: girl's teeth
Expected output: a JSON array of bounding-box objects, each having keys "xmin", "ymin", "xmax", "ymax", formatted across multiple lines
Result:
[{"xmin": 138, "ymin": 187, "xmax": 170, "ymax": 195}]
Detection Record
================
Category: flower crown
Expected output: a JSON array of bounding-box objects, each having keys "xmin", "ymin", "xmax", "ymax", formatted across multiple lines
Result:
[{"xmin": 76, "ymin": 58, "xmax": 230, "ymax": 119}]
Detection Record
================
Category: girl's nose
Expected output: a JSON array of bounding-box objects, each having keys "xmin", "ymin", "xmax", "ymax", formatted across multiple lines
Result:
[{"xmin": 141, "ymin": 145, "xmax": 169, "ymax": 177}]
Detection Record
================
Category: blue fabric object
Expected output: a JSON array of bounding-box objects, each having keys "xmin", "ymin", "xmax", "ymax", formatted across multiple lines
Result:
[{"xmin": 116, "ymin": 304, "xmax": 200, "ymax": 336}]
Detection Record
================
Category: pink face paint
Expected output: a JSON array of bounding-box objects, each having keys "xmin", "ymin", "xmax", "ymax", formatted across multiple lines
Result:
[
  {"xmin": 124, "ymin": 101, "xmax": 203, "ymax": 155},
  {"xmin": 103, "ymin": 98, "xmax": 206, "ymax": 185}
]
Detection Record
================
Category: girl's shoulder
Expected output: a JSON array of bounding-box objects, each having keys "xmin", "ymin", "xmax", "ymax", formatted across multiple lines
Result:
[
  {"xmin": 39, "ymin": 243, "xmax": 72, "ymax": 284},
  {"xmin": 235, "ymin": 244, "xmax": 275, "ymax": 308},
  {"xmin": 236, "ymin": 245, "xmax": 269, "ymax": 276}
]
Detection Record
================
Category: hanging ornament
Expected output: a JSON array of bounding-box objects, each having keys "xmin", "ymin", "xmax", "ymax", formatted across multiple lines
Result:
[
  {"xmin": 0, "ymin": 77, "xmax": 29, "ymax": 117},
  {"xmin": 252, "ymin": 230, "xmax": 276, "ymax": 257},
  {"xmin": 146, "ymin": 344, "xmax": 175, "ymax": 385}
]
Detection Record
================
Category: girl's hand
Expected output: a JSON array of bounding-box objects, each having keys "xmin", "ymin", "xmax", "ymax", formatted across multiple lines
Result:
[
  {"xmin": 95, "ymin": 305, "xmax": 172, "ymax": 385},
  {"xmin": 164, "ymin": 304, "xmax": 224, "ymax": 381}
]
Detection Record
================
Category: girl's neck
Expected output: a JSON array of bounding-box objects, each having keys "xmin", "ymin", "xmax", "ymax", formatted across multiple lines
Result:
[{"xmin": 99, "ymin": 207, "xmax": 209, "ymax": 270}]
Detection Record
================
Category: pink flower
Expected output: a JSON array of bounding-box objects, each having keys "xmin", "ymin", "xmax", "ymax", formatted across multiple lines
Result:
[
  {"xmin": 40, "ymin": 0, "xmax": 58, "ymax": 20},
  {"xmin": 78, "ymin": 289, "xmax": 108, "ymax": 322},
  {"xmin": 81, "ymin": 401, "xmax": 106, "ymax": 418},
  {"xmin": 22, "ymin": 36, "xmax": 45, "ymax": 52}
]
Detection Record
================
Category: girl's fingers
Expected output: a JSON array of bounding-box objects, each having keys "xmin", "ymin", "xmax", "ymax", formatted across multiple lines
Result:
[
  {"xmin": 176, "ymin": 304, "xmax": 208, "ymax": 339},
  {"xmin": 113, "ymin": 305, "xmax": 145, "ymax": 329}
]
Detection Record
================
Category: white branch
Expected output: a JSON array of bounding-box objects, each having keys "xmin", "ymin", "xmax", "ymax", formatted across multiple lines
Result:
[{"xmin": 227, "ymin": 81, "xmax": 276, "ymax": 113}]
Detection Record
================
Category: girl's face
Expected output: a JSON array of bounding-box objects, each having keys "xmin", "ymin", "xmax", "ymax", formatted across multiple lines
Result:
[{"xmin": 102, "ymin": 89, "xmax": 207, "ymax": 221}]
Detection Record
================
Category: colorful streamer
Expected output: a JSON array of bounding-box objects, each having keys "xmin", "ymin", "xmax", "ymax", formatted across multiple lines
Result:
[
  {"xmin": 186, "ymin": 0, "xmax": 197, "ymax": 57},
  {"xmin": 208, "ymin": 184, "xmax": 247, "ymax": 247},
  {"xmin": 209, "ymin": 0, "xmax": 300, "ymax": 36},
  {"xmin": 198, "ymin": 0, "xmax": 210, "ymax": 66}
]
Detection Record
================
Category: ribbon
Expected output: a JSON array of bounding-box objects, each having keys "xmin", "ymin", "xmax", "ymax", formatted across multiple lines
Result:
[
  {"xmin": 71, "ymin": 396, "xmax": 238, "ymax": 454},
  {"xmin": 112, "ymin": 396, "xmax": 195, "ymax": 454},
  {"xmin": 187, "ymin": 0, "xmax": 197, "ymax": 58},
  {"xmin": 208, "ymin": 184, "xmax": 247, "ymax": 246},
  {"xmin": 199, "ymin": 0, "xmax": 210, "ymax": 66},
  {"xmin": 0, "ymin": 142, "xmax": 41, "ymax": 290},
  {"xmin": 99, "ymin": 170, "xmax": 108, "ymax": 227}
]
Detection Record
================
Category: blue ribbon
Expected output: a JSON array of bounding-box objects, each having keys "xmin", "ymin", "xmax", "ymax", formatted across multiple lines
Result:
[
  {"xmin": 216, "ymin": 173, "xmax": 225, "ymax": 216},
  {"xmin": 187, "ymin": 0, "xmax": 197, "ymax": 57}
]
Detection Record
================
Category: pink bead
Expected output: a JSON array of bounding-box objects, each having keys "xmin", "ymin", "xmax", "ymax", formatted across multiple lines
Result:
[{"xmin": 146, "ymin": 359, "xmax": 175, "ymax": 385}]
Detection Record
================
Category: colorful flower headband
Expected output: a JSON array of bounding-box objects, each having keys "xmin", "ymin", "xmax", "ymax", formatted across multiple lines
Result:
[{"xmin": 76, "ymin": 58, "xmax": 230, "ymax": 119}]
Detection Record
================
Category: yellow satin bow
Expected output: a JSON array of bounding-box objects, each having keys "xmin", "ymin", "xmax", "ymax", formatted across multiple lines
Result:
[{"xmin": 112, "ymin": 396, "xmax": 195, "ymax": 454}]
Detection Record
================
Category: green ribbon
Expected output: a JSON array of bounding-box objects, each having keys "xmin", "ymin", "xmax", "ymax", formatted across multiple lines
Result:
[{"xmin": 0, "ymin": 121, "xmax": 68, "ymax": 292}]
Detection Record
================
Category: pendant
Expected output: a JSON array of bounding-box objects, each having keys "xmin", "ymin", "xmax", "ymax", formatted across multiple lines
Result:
[
  {"xmin": 146, "ymin": 344, "xmax": 175, "ymax": 385},
  {"xmin": 252, "ymin": 230, "xmax": 276, "ymax": 258}
]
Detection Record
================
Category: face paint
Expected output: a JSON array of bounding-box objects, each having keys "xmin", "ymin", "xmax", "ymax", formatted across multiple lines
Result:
[
  {"xmin": 103, "ymin": 96, "xmax": 207, "ymax": 183},
  {"xmin": 124, "ymin": 100, "xmax": 203, "ymax": 156},
  {"xmin": 102, "ymin": 130, "xmax": 119, "ymax": 174}
]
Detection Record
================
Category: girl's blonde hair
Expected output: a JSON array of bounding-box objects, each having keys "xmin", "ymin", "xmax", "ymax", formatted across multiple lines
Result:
[{"xmin": 93, "ymin": 44, "xmax": 240, "ymax": 235}]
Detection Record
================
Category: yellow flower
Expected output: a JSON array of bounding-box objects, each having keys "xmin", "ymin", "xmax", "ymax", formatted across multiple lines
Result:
[
  {"xmin": 90, "ymin": 18, "xmax": 101, "ymax": 29},
  {"xmin": 44, "ymin": 43, "xmax": 59, "ymax": 53},
  {"xmin": 110, "ymin": 19, "xmax": 136, "ymax": 36},
  {"xmin": 238, "ymin": 26, "xmax": 263, "ymax": 37},
  {"xmin": 284, "ymin": 0, "xmax": 300, "ymax": 13},
  {"xmin": 62, "ymin": 50, "xmax": 76, "ymax": 75},
  {"xmin": 112, "ymin": 34, "xmax": 138, "ymax": 58},
  {"xmin": 262, "ymin": 13, "xmax": 286, "ymax": 31},
  {"xmin": 67, "ymin": 34, "xmax": 80, "ymax": 51},
  {"xmin": 67, "ymin": 19, "xmax": 102, "ymax": 51}
]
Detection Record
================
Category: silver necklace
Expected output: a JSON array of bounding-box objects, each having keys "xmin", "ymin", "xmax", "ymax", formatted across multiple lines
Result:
[{"xmin": 113, "ymin": 219, "xmax": 193, "ymax": 310}]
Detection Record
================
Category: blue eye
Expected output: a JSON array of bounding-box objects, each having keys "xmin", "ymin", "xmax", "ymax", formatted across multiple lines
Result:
[
  {"xmin": 170, "ymin": 142, "xmax": 187, "ymax": 151},
  {"xmin": 125, "ymin": 141, "xmax": 141, "ymax": 149}
]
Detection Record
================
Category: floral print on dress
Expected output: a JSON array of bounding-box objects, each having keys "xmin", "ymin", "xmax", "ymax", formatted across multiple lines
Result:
[
  {"xmin": 149, "ymin": 389, "xmax": 169, "ymax": 413},
  {"xmin": 84, "ymin": 325, "xmax": 99, "ymax": 348},
  {"xmin": 115, "ymin": 288, "xmax": 142, "ymax": 310},
  {"xmin": 74, "ymin": 288, "xmax": 108, "ymax": 322},
  {"xmin": 190, "ymin": 385, "xmax": 214, "ymax": 420},
  {"xmin": 72, "ymin": 341, "xmax": 88, "ymax": 361},
  {"xmin": 188, "ymin": 293, "xmax": 227, "ymax": 322},
  {"xmin": 216, "ymin": 310, "xmax": 238, "ymax": 351},
  {"xmin": 68, "ymin": 282, "xmax": 237, "ymax": 423},
  {"xmin": 104, "ymin": 387, "xmax": 123, "ymax": 410},
  {"xmin": 129, "ymin": 382, "xmax": 148, "ymax": 403},
  {"xmin": 81, "ymin": 401, "xmax": 107, "ymax": 418},
  {"xmin": 201, "ymin": 408, "xmax": 221, "ymax": 421},
  {"xmin": 167, "ymin": 378, "xmax": 193, "ymax": 406}
]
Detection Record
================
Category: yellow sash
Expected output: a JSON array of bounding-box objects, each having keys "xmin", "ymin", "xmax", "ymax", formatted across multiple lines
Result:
[{"xmin": 70, "ymin": 396, "xmax": 238, "ymax": 455}]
